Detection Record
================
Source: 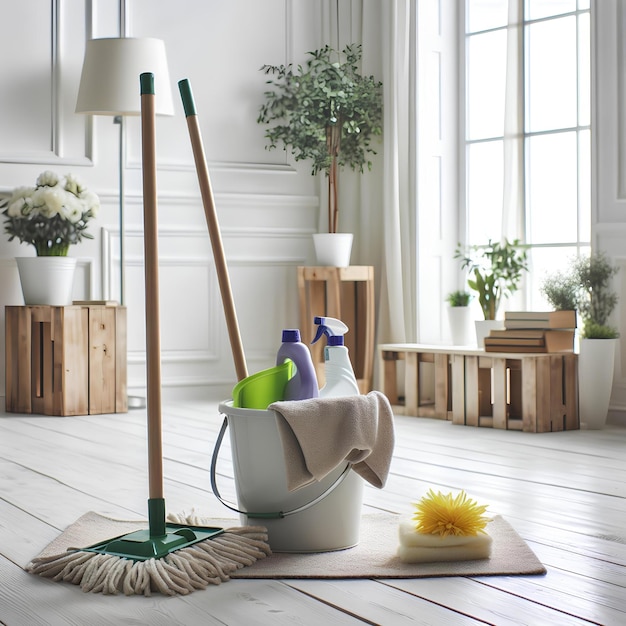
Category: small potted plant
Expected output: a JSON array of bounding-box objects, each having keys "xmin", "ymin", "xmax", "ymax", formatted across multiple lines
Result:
[
  {"xmin": 257, "ymin": 44, "xmax": 383, "ymax": 266},
  {"xmin": 543, "ymin": 252, "xmax": 620, "ymax": 428},
  {"xmin": 3, "ymin": 170, "xmax": 99, "ymax": 305},
  {"xmin": 573, "ymin": 252, "xmax": 619, "ymax": 429},
  {"xmin": 454, "ymin": 239, "xmax": 529, "ymax": 346},
  {"xmin": 445, "ymin": 290, "xmax": 473, "ymax": 345}
]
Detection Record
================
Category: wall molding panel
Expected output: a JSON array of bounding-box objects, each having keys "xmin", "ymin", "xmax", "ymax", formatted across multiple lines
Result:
[{"xmin": 0, "ymin": 0, "xmax": 93, "ymax": 166}]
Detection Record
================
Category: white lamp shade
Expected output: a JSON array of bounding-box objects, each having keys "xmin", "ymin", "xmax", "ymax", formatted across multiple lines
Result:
[{"xmin": 76, "ymin": 37, "xmax": 174, "ymax": 116}]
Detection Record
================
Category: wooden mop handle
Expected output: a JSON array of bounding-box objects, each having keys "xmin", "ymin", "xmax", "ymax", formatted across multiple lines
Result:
[
  {"xmin": 140, "ymin": 73, "xmax": 164, "ymax": 501},
  {"xmin": 178, "ymin": 79, "xmax": 248, "ymax": 382}
]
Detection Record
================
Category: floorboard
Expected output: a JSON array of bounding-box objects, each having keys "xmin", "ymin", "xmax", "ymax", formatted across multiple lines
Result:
[{"xmin": 1, "ymin": 399, "xmax": 624, "ymax": 625}]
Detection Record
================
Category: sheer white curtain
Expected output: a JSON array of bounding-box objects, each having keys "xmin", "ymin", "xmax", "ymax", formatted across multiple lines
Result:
[
  {"xmin": 374, "ymin": 0, "xmax": 418, "ymax": 344},
  {"xmin": 327, "ymin": 0, "xmax": 417, "ymax": 347},
  {"xmin": 502, "ymin": 0, "xmax": 524, "ymax": 242}
]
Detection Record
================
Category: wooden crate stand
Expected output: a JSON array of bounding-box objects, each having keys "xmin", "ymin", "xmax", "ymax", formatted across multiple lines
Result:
[
  {"xmin": 379, "ymin": 343, "xmax": 579, "ymax": 432},
  {"xmin": 381, "ymin": 348, "xmax": 451, "ymax": 419},
  {"xmin": 461, "ymin": 353, "xmax": 578, "ymax": 431},
  {"xmin": 298, "ymin": 266, "xmax": 374, "ymax": 393},
  {"xmin": 5, "ymin": 305, "xmax": 127, "ymax": 416}
]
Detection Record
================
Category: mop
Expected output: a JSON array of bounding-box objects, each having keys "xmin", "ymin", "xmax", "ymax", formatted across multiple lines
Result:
[{"xmin": 26, "ymin": 73, "xmax": 270, "ymax": 596}]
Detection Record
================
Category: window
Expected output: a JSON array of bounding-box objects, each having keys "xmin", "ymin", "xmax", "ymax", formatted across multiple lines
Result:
[{"xmin": 463, "ymin": 0, "xmax": 590, "ymax": 308}]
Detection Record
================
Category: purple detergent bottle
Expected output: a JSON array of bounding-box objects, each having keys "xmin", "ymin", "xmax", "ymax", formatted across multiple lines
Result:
[{"xmin": 276, "ymin": 329, "xmax": 319, "ymax": 400}]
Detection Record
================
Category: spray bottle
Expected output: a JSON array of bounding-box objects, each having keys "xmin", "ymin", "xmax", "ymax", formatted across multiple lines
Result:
[
  {"xmin": 311, "ymin": 316, "xmax": 360, "ymax": 397},
  {"xmin": 276, "ymin": 329, "xmax": 319, "ymax": 400}
]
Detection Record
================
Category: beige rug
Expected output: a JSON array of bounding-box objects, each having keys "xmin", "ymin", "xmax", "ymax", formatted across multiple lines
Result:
[{"xmin": 31, "ymin": 512, "xmax": 545, "ymax": 579}]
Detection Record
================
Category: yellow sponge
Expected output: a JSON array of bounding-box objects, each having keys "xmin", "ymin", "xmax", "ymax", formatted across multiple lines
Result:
[{"xmin": 398, "ymin": 519, "xmax": 492, "ymax": 563}]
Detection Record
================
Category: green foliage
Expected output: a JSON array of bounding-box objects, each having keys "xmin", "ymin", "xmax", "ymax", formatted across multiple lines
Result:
[
  {"xmin": 573, "ymin": 253, "xmax": 619, "ymax": 329},
  {"xmin": 257, "ymin": 44, "xmax": 383, "ymax": 233},
  {"xmin": 541, "ymin": 252, "xmax": 620, "ymax": 338},
  {"xmin": 540, "ymin": 271, "xmax": 578, "ymax": 311},
  {"xmin": 582, "ymin": 321, "xmax": 619, "ymax": 340},
  {"xmin": 454, "ymin": 239, "xmax": 529, "ymax": 320},
  {"xmin": 446, "ymin": 290, "xmax": 472, "ymax": 307}
]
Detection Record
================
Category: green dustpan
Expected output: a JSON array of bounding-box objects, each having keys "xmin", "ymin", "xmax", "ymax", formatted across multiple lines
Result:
[{"xmin": 232, "ymin": 361, "xmax": 294, "ymax": 409}]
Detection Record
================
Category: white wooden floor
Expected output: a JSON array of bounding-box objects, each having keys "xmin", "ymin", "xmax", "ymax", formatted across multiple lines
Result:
[{"xmin": 1, "ymin": 398, "xmax": 624, "ymax": 625}]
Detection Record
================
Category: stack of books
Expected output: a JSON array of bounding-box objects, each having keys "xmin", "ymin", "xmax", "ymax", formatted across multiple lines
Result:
[{"xmin": 484, "ymin": 310, "xmax": 576, "ymax": 353}]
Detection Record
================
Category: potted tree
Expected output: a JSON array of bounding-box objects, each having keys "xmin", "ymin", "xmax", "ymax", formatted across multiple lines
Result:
[
  {"xmin": 542, "ymin": 252, "xmax": 620, "ymax": 429},
  {"xmin": 573, "ymin": 253, "xmax": 619, "ymax": 429},
  {"xmin": 257, "ymin": 44, "xmax": 383, "ymax": 266},
  {"xmin": 454, "ymin": 239, "xmax": 529, "ymax": 347},
  {"xmin": 445, "ymin": 290, "xmax": 473, "ymax": 345}
]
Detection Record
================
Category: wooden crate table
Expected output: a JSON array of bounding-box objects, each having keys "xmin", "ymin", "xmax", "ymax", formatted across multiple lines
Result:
[
  {"xmin": 298, "ymin": 266, "xmax": 374, "ymax": 393},
  {"xmin": 379, "ymin": 343, "xmax": 578, "ymax": 432},
  {"xmin": 5, "ymin": 304, "xmax": 127, "ymax": 416}
]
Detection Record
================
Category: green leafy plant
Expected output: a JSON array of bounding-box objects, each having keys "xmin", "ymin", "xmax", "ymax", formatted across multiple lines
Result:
[
  {"xmin": 541, "ymin": 252, "xmax": 620, "ymax": 338},
  {"xmin": 454, "ymin": 239, "xmax": 529, "ymax": 320},
  {"xmin": 257, "ymin": 44, "xmax": 383, "ymax": 234},
  {"xmin": 582, "ymin": 321, "xmax": 618, "ymax": 339},
  {"xmin": 540, "ymin": 271, "xmax": 579, "ymax": 311},
  {"xmin": 446, "ymin": 290, "xmax": 472, "ymax": 307},
  {"xmin": 573, "ymin": 252, "xmax": 619, "ymax": 339}
]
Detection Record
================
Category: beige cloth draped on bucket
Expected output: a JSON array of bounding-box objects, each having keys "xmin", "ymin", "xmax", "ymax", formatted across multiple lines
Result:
[{"xmin": 269, "ymin": 391, "xmax": 395, "ymax": 492}]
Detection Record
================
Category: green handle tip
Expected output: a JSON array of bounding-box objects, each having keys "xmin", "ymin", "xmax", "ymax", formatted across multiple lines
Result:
[
  {"xmin": 178, "ymin": 79, "xmax": 197, "ymax": 116},
  {"xmin": 140, "ymin": 73, "xmax": 155, "ymax": 95}
]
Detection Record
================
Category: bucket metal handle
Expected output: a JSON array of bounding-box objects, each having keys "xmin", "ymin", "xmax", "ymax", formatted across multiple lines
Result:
[{"xmin": 210, "ymin": 416, "xmax": 353, "ymax": 520}]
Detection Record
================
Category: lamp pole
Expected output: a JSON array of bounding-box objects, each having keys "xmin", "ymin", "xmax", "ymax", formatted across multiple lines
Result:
[{"xmin": 114, "ymin": 114, "xmax": 126, "ymax": 305}]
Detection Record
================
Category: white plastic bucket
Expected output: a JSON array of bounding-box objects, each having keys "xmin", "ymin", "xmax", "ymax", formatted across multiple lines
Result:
[{"xmin": 214, "ymin": 400, "xmax": 363, "ymax": 552}]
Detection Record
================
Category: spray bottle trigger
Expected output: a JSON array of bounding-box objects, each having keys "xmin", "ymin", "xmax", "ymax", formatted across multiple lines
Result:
[{"xmin": 312, "ymin": 324, "xmax": 328, "ymax": 344}]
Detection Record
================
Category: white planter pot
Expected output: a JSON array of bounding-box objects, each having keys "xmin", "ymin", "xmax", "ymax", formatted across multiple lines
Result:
[
  {"xmin": 475, "ymin": 319, "xmax": 504, "ymax": 349},
  {"xmin": 312, "ymin": 233, "xmax": 353, "ymax": 267},
  {"xmin": 447, "ymin": 306, "xmax": 474, "ymax": 346},
  {"xmin": 16, "ymin": 256, "xmax": 77, "ymax": 306},
  {"xmin": 578, "ymin": 338, "xmax": 617, "ymax": 430}
]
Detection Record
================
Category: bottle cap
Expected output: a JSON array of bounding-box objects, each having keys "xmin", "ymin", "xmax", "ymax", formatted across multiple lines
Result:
[{"xmin": 282, "ymin": 329, "xmax": 301, "ymax": 342}]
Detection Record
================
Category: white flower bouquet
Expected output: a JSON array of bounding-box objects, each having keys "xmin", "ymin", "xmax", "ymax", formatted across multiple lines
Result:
[{"xmin": 3, "ymin": 171, "xmax": 99, "ymax": 256}]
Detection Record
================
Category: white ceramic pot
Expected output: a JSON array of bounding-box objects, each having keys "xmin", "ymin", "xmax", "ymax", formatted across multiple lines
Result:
[
  {"xmin": 447, "ymin": 306, "xmax": 474, "ymax": 346},
  {"xmin": 578, "ymin": 338, "xmax": 617, "ymax": 430},
  {"xmin": 16, "ymin": 256, "xmax": 77, "ymax": 306},
  {"xmin": 475, "ymin": 319, "xmax": 505, "ymax": 349},
  {"xmin": 312, "ymin": 233, "xmax": 353, "ymax": 267}
]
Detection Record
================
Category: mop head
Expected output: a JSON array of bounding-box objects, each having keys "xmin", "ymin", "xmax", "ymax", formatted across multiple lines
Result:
[{"xmin": 26, "ymin": 512, "xmax": 271, "ymax": 596}]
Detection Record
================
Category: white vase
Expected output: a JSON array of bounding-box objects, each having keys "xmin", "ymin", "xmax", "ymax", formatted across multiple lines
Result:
[
  {"xmin": 475, "ymin": 319, "xmax": 505, "ymax": 349},
  {"xmin": 16, "ymin": 256, "xmax": 77, "ymax": 306},
  {"xmin": 312, "ymin": 233, "xmax": 353, "ymax": 267},
  {"xmin": 578, "ymin": 338, "xmax": 617, "ymax": 430},
  {"xmin": 447, "ymin": 306, "xmax": 474, "ymax": 346}
]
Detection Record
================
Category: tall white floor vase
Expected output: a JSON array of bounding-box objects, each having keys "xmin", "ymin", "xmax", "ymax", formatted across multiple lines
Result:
[
  {"xmin": 578, "ymin": 338, "xmax": 618, "ymax": 429},
  {"xmin": 16, "ymin": 257, "xmax": 77, "ymax": 306}
]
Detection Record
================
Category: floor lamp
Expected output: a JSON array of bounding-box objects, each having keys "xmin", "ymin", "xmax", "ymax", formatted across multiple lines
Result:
[{"xmin": 76, "ymin": 37, "xmax": 174, "ymax": 407}]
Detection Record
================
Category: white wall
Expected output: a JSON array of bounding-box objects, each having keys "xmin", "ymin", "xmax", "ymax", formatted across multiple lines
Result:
[
  {"xmin": 0, "ymin": 0, "xmax": 348, "ymax": 401},
  {"xmin": 2, "ymin": 0, "xmax": 625, "ymax": 418},
  {"xmin": 593, "ymin": 0, "xmax": 626, "ymax": 418}
]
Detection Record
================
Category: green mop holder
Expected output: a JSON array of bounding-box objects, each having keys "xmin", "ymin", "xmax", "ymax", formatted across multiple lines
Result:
[{"xmin": 82, "ymin": 498, "xmax": 224, "ymax": 561}]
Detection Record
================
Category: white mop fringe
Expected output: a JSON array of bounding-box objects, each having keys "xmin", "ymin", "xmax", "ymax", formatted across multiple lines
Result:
[{"xmin": 26, "ymin": 515, "xmax": 271, "ymax": 596}]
